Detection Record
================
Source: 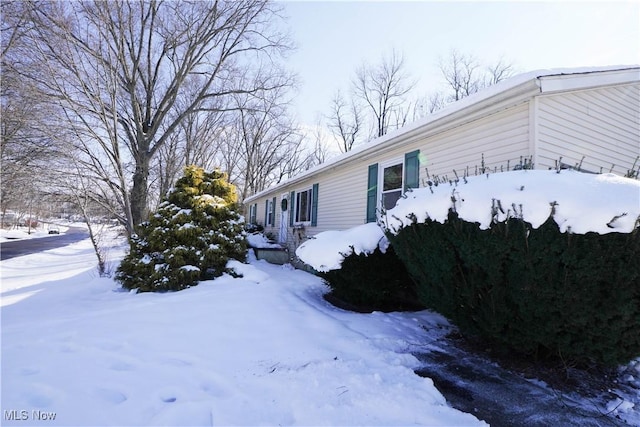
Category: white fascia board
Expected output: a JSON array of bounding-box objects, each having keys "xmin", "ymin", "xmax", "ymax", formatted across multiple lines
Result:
[{"xmin": 539, "ymin": 66, "xmax": 640, "ymax": 93}]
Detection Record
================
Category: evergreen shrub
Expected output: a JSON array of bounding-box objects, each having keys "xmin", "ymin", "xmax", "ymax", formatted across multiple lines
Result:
[
  {"xmin": 387, "ymin": 211, "xmax": 640, "ymax": 366},
  {"xmin": 319, "ymin": 245, "xmax": 424, "ymax": 312},
  {"xmin": 116, "ymin": 166, "xmax": 246, "ymax": 292}
]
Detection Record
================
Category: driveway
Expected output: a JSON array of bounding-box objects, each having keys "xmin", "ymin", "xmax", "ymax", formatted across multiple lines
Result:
[{"xmin": 413, "ymin": 334, "xmax": 635, "ymax": 426}]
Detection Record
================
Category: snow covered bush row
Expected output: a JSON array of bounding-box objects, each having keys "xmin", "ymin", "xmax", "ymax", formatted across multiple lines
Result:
[
  {"xmin": 382, "ymin": 170, "xmax": 640, "ymax": 366},
  {"xmin": 297, "ymin": 169, "xmax": 640, "ymax": 365}
]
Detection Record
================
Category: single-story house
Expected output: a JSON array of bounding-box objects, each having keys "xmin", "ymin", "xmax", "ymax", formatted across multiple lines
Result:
[{"xmin": 243, "ymin": 65, "xmax": 640, "ymax": 256}]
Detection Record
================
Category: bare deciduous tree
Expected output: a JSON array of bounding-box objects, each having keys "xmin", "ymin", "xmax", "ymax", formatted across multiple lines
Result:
[
  {"xmin": 223, "ymin": 84, "xmax": 304, "ymax": 200},
  {"xmin": 1, "ymin": 0, "xmax": 66, "ymax": 224},
  {"xmin": 440, "ymin": 49, "xmax": 515, "ymax": 102},
  {"xmin": 353, "ymin": 49, "xmax": 416, "ymax": 138},
  {"xmin": 306, "ymin": 121, "xmax": 333, "ymax": 166},
  {"xmin": 327, "ymin": 90, "xmax": 362, "ymax": 152},
  {"xmin": 17, "ymin": 0, "xmax": 292, "ymax": 236},
  {"xmin": 439, "ymin": 49, "xmax": 482, "ymax": 102},
  {"xmin": 484, "ymin": 57, "xmax": 515, "ymax": 86}
]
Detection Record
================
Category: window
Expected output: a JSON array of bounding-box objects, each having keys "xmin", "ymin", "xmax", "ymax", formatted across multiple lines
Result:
[
  {"xmin": 295, "ymin": 188, "xmax": 313, "ymax": 223},
  {"xmin": 291, "ymin": 184, "xmax": 318, "ymax": 226},
  {"xmin": 366, "ymin": 150, "xmax": 420, "ymax": 223},
  {"xmin": 249, "ymin": 204, "xmax": 257, "ymax": 225},
  {"xmin": 266, "ymin": 198, "xmax": 274, "ymax": 226},
  {"xmin": 381, "ymin": 162, "xmax": 403, "ymax": 210}
]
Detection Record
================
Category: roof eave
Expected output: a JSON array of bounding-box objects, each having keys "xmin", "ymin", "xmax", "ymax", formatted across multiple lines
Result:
[{"xmin": 244, "ymin": 66, "xmax": 640, "ymax": 204}]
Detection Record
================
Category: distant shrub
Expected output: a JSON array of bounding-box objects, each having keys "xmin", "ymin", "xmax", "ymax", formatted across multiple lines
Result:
[
  {"xmin": 116, "ymin": 166, "xmax": 246, "ymax": 293},
  {"xmin": 319, "ymin": 245, "xmax": 424, "ymax": 313},
  {"xmin": 388, "ymin": 211, "xmax": 640, "ymax": 366}
]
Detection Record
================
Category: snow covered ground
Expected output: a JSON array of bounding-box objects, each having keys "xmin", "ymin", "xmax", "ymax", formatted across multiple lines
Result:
[
  {"xmin": 3, "ymin": 169, "xmax": 639, "ymax": 426},
  {"xmin": 1, "ymin": 233, "xmax": 484, "ymax": 426}
]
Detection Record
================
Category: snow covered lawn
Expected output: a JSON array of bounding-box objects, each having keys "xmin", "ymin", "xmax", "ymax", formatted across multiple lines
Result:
[{"xmin": 1, "ymin": 236, "xmax": 484, "ymax": 426}]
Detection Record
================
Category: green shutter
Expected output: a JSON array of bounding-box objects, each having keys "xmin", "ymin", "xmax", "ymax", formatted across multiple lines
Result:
[
  {"xmin": 404, "ymin": 150, "xmax": 420, "ymax": 191},
  {"xmin": 366, "ymin": 164, "xmax": 378, "ymax": 223},
  {"xmin": 271, "ymin": 197, "xmax": 276, "ymax": 226},
  {"xmin": 289, "ymin": 191, "xmax": 295, "ymax": 226},
  {"xmin": 311, "ymin": 183, "xmax": 319, "ymax": 226},
  {"xmin": 264, "ymin": 201, "xmax": 269, "ymax": 226}
]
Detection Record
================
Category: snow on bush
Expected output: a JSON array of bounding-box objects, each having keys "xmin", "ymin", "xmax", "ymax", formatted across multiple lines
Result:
[
  {"xmin": 296, "ymin": 222, "xmax": 389, "ymax": 272},
  {"xmin": 116, "ymin": 166, "xmax": 246, "ymax": 292},
  {"xmin": 382, "ymin": 170, "xmax": 640, "ymax": 235}
]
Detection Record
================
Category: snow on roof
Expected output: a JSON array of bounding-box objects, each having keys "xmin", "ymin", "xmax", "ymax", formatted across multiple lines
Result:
[{"xmin": 245, "ymin": 65, "xmax": 639, "ymax": 203}]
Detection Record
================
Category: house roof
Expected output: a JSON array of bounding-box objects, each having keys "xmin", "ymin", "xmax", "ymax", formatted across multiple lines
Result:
[{"xmin": 244, "ymin": 65, "xmax": 640, "ymax": 204}]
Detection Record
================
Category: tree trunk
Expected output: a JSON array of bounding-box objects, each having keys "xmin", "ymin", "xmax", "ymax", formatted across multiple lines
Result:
[{"xmin": 130, "ymin": 156, "xmax": 151, "ymax": 228}]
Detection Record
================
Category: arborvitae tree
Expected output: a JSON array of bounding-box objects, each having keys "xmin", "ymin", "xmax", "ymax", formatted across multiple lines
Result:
[{"xmin": 116, "ymin": 166, "xmax": 246, "ymax": 292}]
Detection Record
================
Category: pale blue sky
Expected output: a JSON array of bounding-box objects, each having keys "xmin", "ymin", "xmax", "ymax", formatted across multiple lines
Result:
[{"xmin": 279, "ymin": 1, "xmax": 640, "ymax": 126}]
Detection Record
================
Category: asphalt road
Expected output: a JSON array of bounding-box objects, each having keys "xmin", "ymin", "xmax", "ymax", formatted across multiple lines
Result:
[{"xmin": 0, "ymin": 227, "xmax": 89, "ymax": 261}]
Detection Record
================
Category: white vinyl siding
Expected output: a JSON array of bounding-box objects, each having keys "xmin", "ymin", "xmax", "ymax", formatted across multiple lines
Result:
[
  {"xmin": 313, "ymin": 163, "xmax": 369, "ymax": 231},
  {"xmin": 247, "ymin": 104, "xmax": 530, "ymax": 240},
  {"xmin": 417, "ymin": 103, "xmax": 531, "ymax": 181},
  {"xmin": 535, "ymin": 84, "xmax": 640, "ymax": 174},
  {"xmin": 312, "ymin": 104, "xmax": 531, "ymax": 232}
]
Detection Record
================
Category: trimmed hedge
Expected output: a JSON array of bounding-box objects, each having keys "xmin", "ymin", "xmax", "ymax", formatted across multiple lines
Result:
[
  {"xmin": 319, "ymin": 246, "xmax": 424, "ymax": 313},
  {"xmin": 387, "ymin": 211, "xmax": 640, "ymax": 366}
]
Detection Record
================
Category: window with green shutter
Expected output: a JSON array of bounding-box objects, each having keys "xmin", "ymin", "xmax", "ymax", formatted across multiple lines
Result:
[
  {"xmin": 380, "ymin": 159, "xmax": 404, "ymax": 211},
  {"xmin": 249, "ymin": 203, "xmax": 257, "ymax": 225},
  {"xmin": 265, "ymin": 199, "xmax": 271, "ymax": 226},
  {"xmin": 292, "ymin": 184, "xmax": 319, "ymax": 226},
  {"xmin": 367, "ymin": 150, "xmax": 420, "ymax": 221}
]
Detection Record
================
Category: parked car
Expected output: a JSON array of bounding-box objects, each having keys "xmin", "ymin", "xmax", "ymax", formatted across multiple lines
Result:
[{"xmin": 48, "ymin": 227, "xmax": 60, "ymax": 234}]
